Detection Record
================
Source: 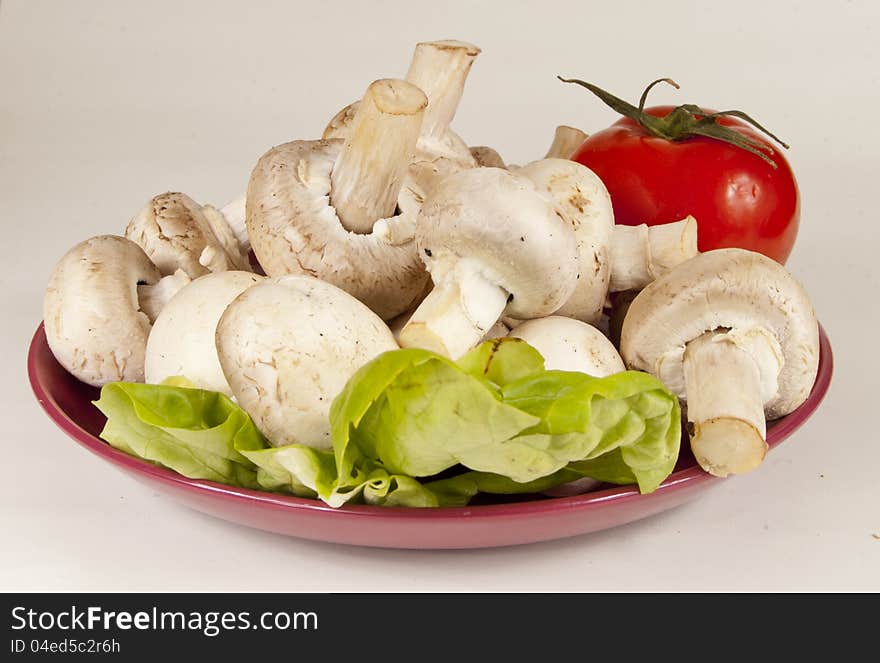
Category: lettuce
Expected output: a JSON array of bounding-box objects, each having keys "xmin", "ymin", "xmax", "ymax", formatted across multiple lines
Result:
[
  {"xmin": 93, "ymin": 339, "xmax": 682, "ymax": 508},
  {"xmin": 501, "ymin": 370, "xmax": 681, "ymax": 493},
  {"xmin": 93, "ymin": 378, "xmax": 475, "ymax": 508},
  {"xmin": 93, "ymin": 381, "xmax": 265, "ymax": 489},
  {"xmin": 331, "ymin": 340, "xmax": 680, "ymax": 493}
]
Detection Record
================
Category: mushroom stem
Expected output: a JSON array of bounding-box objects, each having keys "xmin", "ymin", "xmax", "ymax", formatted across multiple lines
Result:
[
  {"xmin": 405, "ymin": 40, "xmax": 480, "ymax": 140},
  {"xmin": 218, "ymin": 193, "xmax": 249, "ymax": 253},
  {"xmin": 683, "ymin": 331, "xmax": 770, "ymax": 477},
  {"xmin": 609, "ymin": 216, "xmax": 698, "ymax": 292},
  {"xmin": 470, "ymin": 145, "xmax": 506, "ymax": 168},
  {"xmin": 544, "ymin": 125, "xmax": 588, "ymax": 159},
  {"xmin": 137, "ymin": 269, "xmax": 191, "ymax": 323},
  {"xmin": 398, "ymin": 268, "xmax": 508, "ymax": 358},
  {"xmin": 330, "ymin": 79, "xmax": 427, "ymax": 234}
]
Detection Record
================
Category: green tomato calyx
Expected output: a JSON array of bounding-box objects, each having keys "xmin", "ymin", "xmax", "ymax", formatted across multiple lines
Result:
[{"xmin": 558, "ymin": 76, "xmax": 789, "ymax": 168}]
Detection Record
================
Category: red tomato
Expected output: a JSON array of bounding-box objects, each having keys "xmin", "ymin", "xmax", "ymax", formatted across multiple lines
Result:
[{"xmin": 571, "ymin": 105, "xmax": 800, "ymax": 263}]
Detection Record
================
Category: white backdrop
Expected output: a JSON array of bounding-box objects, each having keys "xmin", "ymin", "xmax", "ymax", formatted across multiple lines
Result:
[{"xmin": 1, "ymin": 0, "xmax": 877, "ymax": 590}]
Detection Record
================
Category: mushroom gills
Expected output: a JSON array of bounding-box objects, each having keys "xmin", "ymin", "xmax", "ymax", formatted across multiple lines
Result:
[
  {"xmin": 681, "ymin": 327, "xmax": 784, "ymax": 477},
  {"xmin": 399, "ymin": 262, "xmax": 509, "ymax": 359}
]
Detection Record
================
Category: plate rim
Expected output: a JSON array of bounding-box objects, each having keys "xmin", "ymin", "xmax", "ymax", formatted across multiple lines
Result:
[{"xmin": 27, "ymin": 322, "xmax": 833, "ymax": 520}]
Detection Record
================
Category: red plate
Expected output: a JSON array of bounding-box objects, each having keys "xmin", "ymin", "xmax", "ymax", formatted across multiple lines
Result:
[{"xmin": 27, "ymin": 323, "xmax": 832, "ymax": 549}]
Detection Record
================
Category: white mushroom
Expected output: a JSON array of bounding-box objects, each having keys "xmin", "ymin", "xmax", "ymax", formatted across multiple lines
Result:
[
  {"xmin": 543, "ymin": 125, "xmax": 589, "ymax": 159},
  {"xmin": 620, "ymin": 248, "xmax": 820, "ymax": 477},
  {"xmin": 43, "ymin": 235, "xmax": 188, "ymax": 386},
  {"xmin": 324, "ymin": 40, "xmax": 480, "ymax": 193},
  {"xmin": 609, "ymin": 217, "xmax": 699, "ymax": 292},
  {"xmin": 216, "ymin": 275, "xmax": 398, "ymax": 450},
  {"xmin": 398, "ymin": 167, "xmax": 579, "ymax": 359},
  {"xmin": 469, "ymin": 145, "xmax": 506, "ymax": 169},
  {"xmin": 516, "ymin": 159, "xmax": 700, "ymax": 323},
  {"xmin": 516, "ymin": 158, "xmax": 614, "ymax": 324},
  {"xmin": 136, "ymin": 269, "xmax": 192, "ymax": 323},
  {"xmin": 390, "ymin": 301, "xmax": 510, "ymax": 345},
  {"xmin": 329, "ymin": 79, "xmax": 428, "ymax": 234},
  {"xmin": 509, "ymin": 316, "xmax": 625, "ymax": 377},
  {"xmin": 405, "ymin": 39, "xmax": 480, "ymax": 167},
  {"xmin": 144, "ymin": 271, "xmax": 264, "ymax": 395},
  {"xmin": 502, "ymin": 126, "xmax": 590, "ymax": 172},
  {"xmin": 125, "ymin": 191, "xmax": 251, "ymax": 278},
  {"xmin": 247, "ymin": 79, "xmax": 430, "ymax": 320},
  {"xmin": 217, "ymin": 192, "xmax": 250, "ymax": 254},
  {"xmin": 482, "ymin": 319, "xmax": 511, "ymax": 341}
]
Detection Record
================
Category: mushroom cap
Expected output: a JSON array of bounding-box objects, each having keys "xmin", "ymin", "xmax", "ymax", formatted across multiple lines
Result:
[
  {"xmin": 620, "ymin": 248, "xmax": 819, "ymax": 419},
  {"xmin": 516, "ymin": 158, "xmax": 614, "ymax": 324},
  {"xmin": 43, "ymin": 235, "xmax": 160, "ymax": 386},
  {"xmin": 216, "ymin": 275, "xmax": 398, "ymax": 450},
  {"xmin": 416, "ymin": 167, "xmax": 579, "ymax": 319},
  {"xmin": 125, "ymin": 192, "xmax": 250, "ymax": 278},
  {"xmin": 246, "ymin": 139, "xmax": 429, "ymax": 320},
  {"xmin": 144, "ymin": 270, "xmax": 264, "ymax": 395},
  {"xmin": 509, "ymin": 316, "xmax": 624, "ymax": 377}
]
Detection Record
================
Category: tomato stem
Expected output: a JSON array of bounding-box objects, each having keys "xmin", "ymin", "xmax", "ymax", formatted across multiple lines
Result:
[
  {"xmin": 557, "ymin": 76, "xmax": 789, "ymax": 168},
  {"xmin": 638, "ymin": 78, "xmax": 679, "ymax": 114}
]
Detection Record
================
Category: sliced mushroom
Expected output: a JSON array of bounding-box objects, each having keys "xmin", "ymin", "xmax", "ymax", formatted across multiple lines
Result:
[
  {"xmin": 509, "ymin": 316, "xmax": 625, "ymax": 377},
  {"xmin": 216, "ymin": 275, "xmax": 398, "ymax": 450},
  {"xmin": 324, "ymin": 40, "xmax": 480, "ymax": 193},
  {"xmin": 43, "ymin": 235, "xmax": 185, "ymax": 386},
  {"xmin": 247, "ymin": 79, "xmax": 430, "ymax": 320},
  {"xmin": 620, "ymin": 248, "xmax": 820, "ymax": 477},
  {"xmin": 145, "ymin": 271, "xmax": 264, "ymax": 395},
  {"xmin": 125, "ymin": 192, "xmax": 251, "ymax": 278},
  {"xmin": 398, "ymin": 167, "xmax": 579, "ymax": 359}
]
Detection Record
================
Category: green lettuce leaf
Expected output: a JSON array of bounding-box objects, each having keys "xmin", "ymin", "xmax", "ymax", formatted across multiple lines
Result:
[
  {"xmin": 501, "ymin": 370, "xmax": 682, "ymax": 493},
  {"xmin": 93, "ymin": 379, "xmax": 472, "ymax": 508},
  {"xmin": 456, "ymin": 337, "xmax": 545, "ymax": 388},
  {"xmin": 328, "ymin": 344, "xmax": 680, "ymax": 492},
  {"xmin": 93, "ymin": 339, "xmax": 682, "ymax": 508},
  {"xmin": 93, "ymin": 381, "xmax": 265, "ymax": 489},
  {"xmin": 328, "ymin": 348, "xmax": 541, "ymax": 484}
]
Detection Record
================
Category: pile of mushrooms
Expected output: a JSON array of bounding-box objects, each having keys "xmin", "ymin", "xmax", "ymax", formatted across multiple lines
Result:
[{"xmin": 42, "ymin": 38, "xmax": 820, "ymax": 483}]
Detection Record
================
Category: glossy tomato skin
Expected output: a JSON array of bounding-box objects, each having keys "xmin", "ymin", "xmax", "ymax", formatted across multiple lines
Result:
[{"xmin": 570, "ymin": 105, "xmax": 800, "ymax": 263}]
